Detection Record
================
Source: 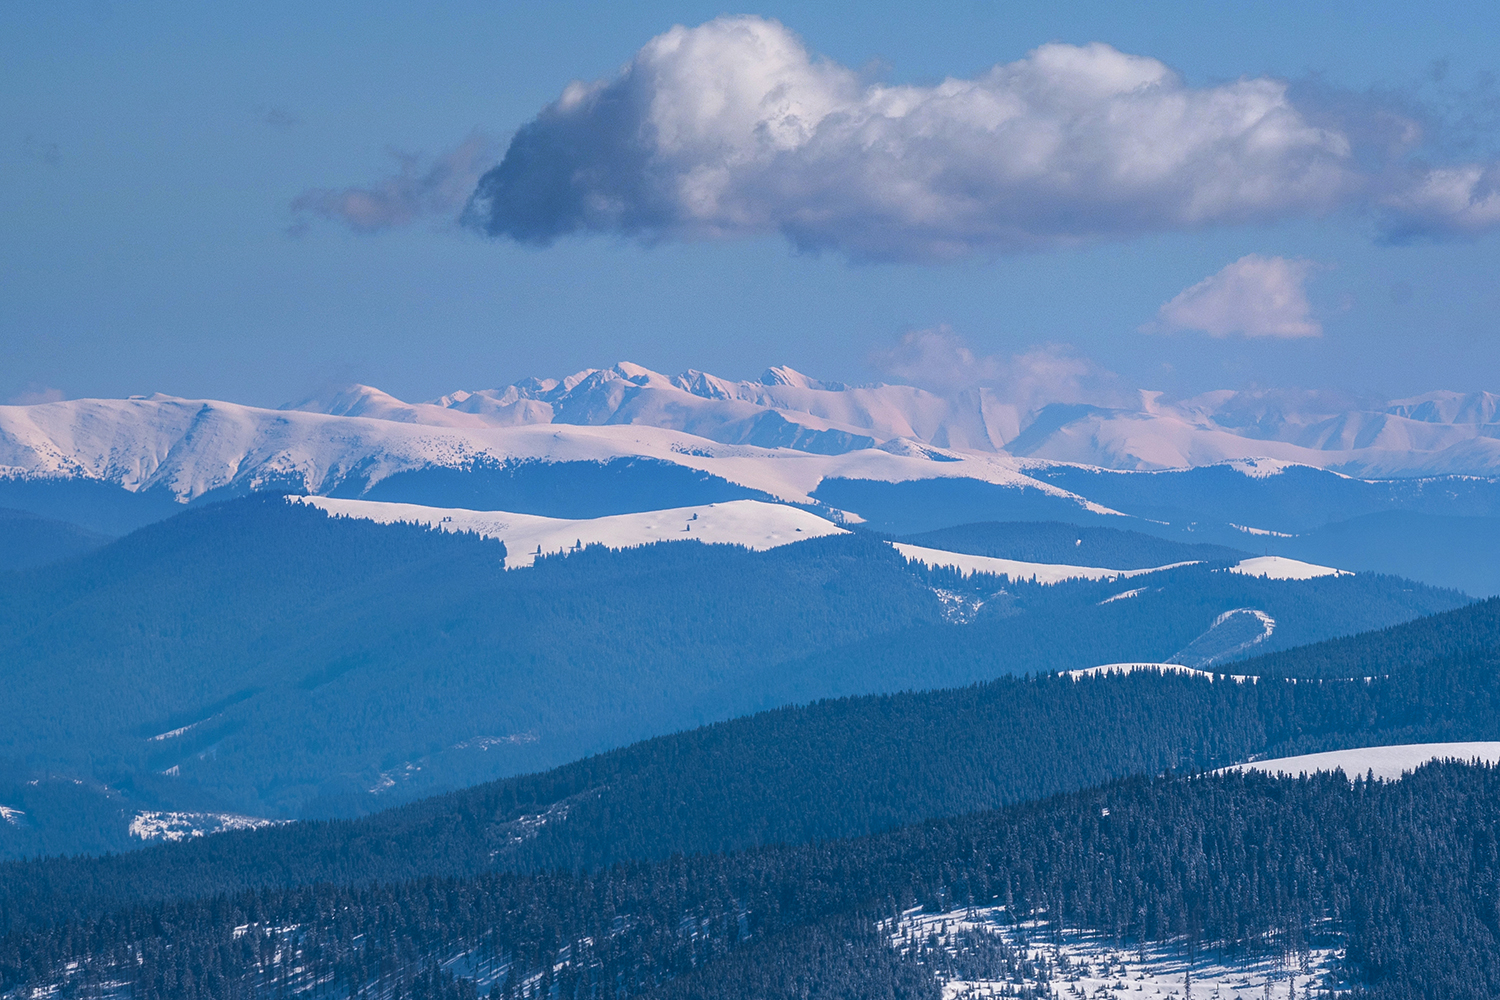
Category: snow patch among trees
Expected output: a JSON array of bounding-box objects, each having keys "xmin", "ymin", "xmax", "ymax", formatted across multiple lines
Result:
[
  {"xmin": 129, "ymin": 811, "xmax": 286, "ymax": 842},
  {"xmin": 887, "ymin": 907, "xmax": 1345, "ymax": 999},
  {"xmin": 1063, "ymin": 663, "xmax": 1257, "ymax": 683}
]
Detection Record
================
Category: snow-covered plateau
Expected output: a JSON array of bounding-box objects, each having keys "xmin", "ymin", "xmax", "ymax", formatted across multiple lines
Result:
[
  {"xmin": 297, "ymin": 496, "xmax": 848, "ymax": 567},
  {"xmin": 1225, "ymin": 556, "xmax": 1349, "ymax": 580}
]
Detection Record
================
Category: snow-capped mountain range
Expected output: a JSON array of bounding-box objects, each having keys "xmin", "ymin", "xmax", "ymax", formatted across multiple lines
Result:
[
  {"xmin": 287, "ymin": 362, "xmax": 1500, "ymax": 476},
  {"xmin": 1, "ymin": 361, "xmax": 1497, "ymax": 511}
]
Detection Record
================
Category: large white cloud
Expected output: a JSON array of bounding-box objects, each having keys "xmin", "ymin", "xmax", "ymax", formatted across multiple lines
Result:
[
  {"xmin": 463, "ymin": 16, "xmax": 1366, "ymax": 259},
  {"xmin": 281, "ymin": 16, "xmax": 1500, "ymax": 254},
  {"xmin": 1146, "ymin": 254, "xmax": 1322, "ymax": 338}
]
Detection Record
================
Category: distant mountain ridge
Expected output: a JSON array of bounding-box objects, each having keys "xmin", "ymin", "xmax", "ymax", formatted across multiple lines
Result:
[
  {"xmin": 3, "ymin": 364, "xmax": 1500, "ymax": 598},
  {"xmin": 2, "ymin": 365, "xmax": 1492, "ymax": 506},
  {"xmin": 279, "ymin": 363, "xmax": 1500, "ymax": 475}
]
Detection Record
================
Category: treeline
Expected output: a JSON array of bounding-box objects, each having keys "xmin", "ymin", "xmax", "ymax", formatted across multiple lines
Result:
[
  {"xmin": 9, "ymin": 765, "xmax": 1500, "ymax": 999},
  {"xmin": 898, "ymin": 519, "xmax": 1246, "ymax": 568}
]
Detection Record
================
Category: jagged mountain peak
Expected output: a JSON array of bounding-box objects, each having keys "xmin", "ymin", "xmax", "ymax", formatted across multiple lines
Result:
[
  {"xmin": 1387, "ymin": 390, "xmax": 1500, "ymax": 425},
  {"xmin": 760, "ymin": 365, "xmax": 848, "ymax": 391}
]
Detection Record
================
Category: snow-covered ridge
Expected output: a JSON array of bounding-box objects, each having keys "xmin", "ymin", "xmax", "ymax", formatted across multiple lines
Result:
[
  {"xmin": 1226, "ymin": 555, "xmax": 1349, "ymax": 580},
  {"xmin": 296, "ymin": 366, "xmax": 1500, "ymax": 476},
  {"xmin": 0, "ymin": 393, "xmax": 1103, "ymax": 508},
  {"xmin": 1063, "ymin": 663, "xmax": 1257, "ymax": 682},
  {"xmin": 295, "ymin": 497, "xmax": 848, "ymax": 567},
  {"xmin": 1226, "ymin": 742, "xmax": 1500, "ymax": 781},
  {"xmin": 2, "ymin": 365, "xmax": 1498, "ymax": 512},
  {"xmin": 892, "ymin": 543, "xmax": 1199, "ymax": 584},
  {"xmin": 298, "ymin": 498, "xmax": 1358, "ymax": 589}
]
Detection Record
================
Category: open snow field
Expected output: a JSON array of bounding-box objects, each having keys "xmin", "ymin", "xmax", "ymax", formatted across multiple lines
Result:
[
  {"xmin": 300, "ymin": 495, "xmax": 1360, "ymax": 585},
  {"xmin": 889, "ymin": 907, "xmax": 1343, "ymax": 1000},
  {"xmin": 1225, "ymin": 556, "xmax": 1348, "ymax": 580},
  {"xmin": 1227, "ymin": 742, "xmax": 1500, "ymax": 781},
  {"xmin": 297, "ymin": 496, "xmax": 848, "ymax": 567}
]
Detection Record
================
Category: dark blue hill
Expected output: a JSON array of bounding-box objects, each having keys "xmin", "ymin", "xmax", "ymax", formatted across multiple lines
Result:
[
  {"xmin": 0, "ymin": 507, "xmax": 112, "ymax": 571},
  {"xmin": 0, "ymin": 495, "xmax": 1465, "ymax": 860}
]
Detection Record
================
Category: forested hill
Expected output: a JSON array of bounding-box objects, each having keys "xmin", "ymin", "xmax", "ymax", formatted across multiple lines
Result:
[
  {"xmin": 898, "ymin": 520, "xmax": 1247, "ymax": 568},
  {"xmin": 0, "ymin": 506, "xmax": 111, "ymax": 572},
  {"xmin": 1240, "ymin": 594, "xmax": 1500, "ymax": 678},
  {"xmin": 7, "ymin": 595, "xmax": 1500, "ymax": 933},
  {"xmin": 0, "ymin": 494, "xmax": 1463, "ymax": 861},
  {"xmin": 9, "ymin": 764, "xmax": 1500, "ymax": 1000}
]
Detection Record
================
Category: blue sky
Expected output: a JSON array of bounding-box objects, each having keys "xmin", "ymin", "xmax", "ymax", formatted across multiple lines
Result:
[{"xmin": 3, "ymin": 1, "xmax": 1498, "ymax": 407}]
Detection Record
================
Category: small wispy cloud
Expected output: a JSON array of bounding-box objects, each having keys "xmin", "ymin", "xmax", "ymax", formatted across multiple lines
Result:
[
  {"xmin": 260, "ymin": 106, "xmax": 302, "ymax": 132},
  {"xmin": 870, "ymin": 327, "xmax": 1130, "ymax": 409},
  {"xmin": 7, "ymin": 385, "xmax": 66, "ymax": 405},
  {"xmin": 291, "ymin": 132, "xmax": 497, "ymax": 234},
  {"xmin": 1145, "ymin": 255, "xmax": 1322, "ymax": 339},
  {"xmin": 23, "ymin": 135, "xmax": 61, "ymax": 168}
]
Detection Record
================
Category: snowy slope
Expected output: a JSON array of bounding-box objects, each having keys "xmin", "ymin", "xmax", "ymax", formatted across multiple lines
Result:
[
  {"xmin": 297, "ymin": 497, "xmax": 847, "ymax": 567},
  {"xmin": 890, "ymin": 542, "xmax": 1197, "ymax": 584},
  {"xmin": 0, "ymin": 395, "xmax": 1092, "ymax": 509},
  {"xmin": 392, "ymin": 366, "xmax": 1500, "ymax": 476},
  {"xmin": 1226, "ymin": 556, "xmax": 1349, "ymax": 580},
  {"xmin": 3, "ymin": 363, "xmax": 1499, "ymax": 531},
  {"xmin": 413, "ymin": 362, "xmax": 1022, "ymax": 454},
  {"xmin": 1228, "ymin": 742, "xmax": 1500, "ymax": 781},
  {"xmin": 411, "ymin": 366, "xmax": 1500, "ymax": 475}
]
